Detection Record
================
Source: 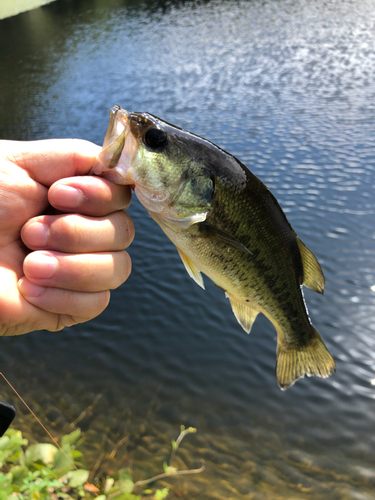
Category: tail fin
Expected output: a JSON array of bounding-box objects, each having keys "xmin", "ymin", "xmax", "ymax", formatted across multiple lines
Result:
[{"xmin": 276, "ymin": 327, "xmax": 335, "ymax": 390}]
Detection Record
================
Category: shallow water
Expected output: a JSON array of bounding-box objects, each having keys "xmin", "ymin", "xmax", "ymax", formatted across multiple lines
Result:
[{"xmin": 1, "ymin": 0, "xmax": 375, "ymax": 498}]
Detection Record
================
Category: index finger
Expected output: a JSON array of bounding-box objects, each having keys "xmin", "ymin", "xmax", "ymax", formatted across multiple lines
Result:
[
  {"xmin": 49, "ymin": 176, "xmax": 132, "ymax": 216},
  {"xmin": 2, "ymin": 139, "xmax": 101, "ymax": 186}
]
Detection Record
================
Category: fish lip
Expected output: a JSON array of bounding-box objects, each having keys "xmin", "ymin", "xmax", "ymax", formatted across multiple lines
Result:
[
  {"xmin": 103, "ymin": 105, "xmax": 129, "ymax": 149},
  {"xmin": 90, "ymin": 106, "xmax": 132, "ymax": 179}
]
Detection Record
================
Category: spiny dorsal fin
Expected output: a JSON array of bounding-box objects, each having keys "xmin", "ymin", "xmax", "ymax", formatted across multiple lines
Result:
[
  {"xmin": 176, "ymin": 248, "xmax": 205, "ymax": 289},
  {"xmin": 297, "ymin": 238, "xmax": 325, "ymax": 294},
  {"xmin": 275, "ymin": 325, "xmax": 335, "ymax": 390},
  {"xmin": 226, "ymin": 294, "xmax": 259, "ymax": 333}
]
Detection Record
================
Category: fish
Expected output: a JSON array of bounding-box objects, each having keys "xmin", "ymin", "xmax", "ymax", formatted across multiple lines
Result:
[{"xmin": 91, "ymin": 105, "xmax": 336, "ymax": 390}]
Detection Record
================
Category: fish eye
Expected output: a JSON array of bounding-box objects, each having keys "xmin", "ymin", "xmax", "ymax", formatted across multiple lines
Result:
[{"xmin": 144, "ymin": 127, "xmax": 167, "ymax": 150}]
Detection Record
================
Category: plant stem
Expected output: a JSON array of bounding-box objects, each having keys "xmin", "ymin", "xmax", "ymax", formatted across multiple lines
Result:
[
  {"xmin": 107, "ymin": 460, "xmax": 206, "ymax": 498},
  {"xmin": 134, "ymin": 460, "xmax": 205, "ymax": 487},
  {"xmin": 169, "ymin": 426, "xmax": 196, "ymax": 466}
]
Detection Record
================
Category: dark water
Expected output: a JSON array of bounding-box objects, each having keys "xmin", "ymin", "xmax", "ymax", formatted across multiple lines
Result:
[{"xmin": 1, "ymin": 0, "xmax": 375, "ymax": 498}]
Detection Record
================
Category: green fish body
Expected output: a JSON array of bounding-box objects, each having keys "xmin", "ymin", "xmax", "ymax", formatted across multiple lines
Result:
[{"xmin": 92, "ymin": 105, "xmax": 335, "ymax": 389}]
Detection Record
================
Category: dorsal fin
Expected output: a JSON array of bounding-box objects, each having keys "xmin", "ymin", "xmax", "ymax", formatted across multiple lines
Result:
[
  {"xmin": 176, "ymin": 248, "xmax": 205, "ymax": 289},
  {"xmin": 297, "ymin": 238, "xmax": 325, "ymax": 294},
  {"xmin": 226, "ymin": 293, "xmax": 259, "ymax": 333}
]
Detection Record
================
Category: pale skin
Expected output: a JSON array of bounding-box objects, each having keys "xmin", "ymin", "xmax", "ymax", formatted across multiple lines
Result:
[{"xmin": 0, "ymin": 139, "xmax": 134, "ymax": 336}]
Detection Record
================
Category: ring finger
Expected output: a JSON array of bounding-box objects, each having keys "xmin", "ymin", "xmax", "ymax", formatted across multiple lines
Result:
[{"xmin": 22, "ymin": 250, "xmax": 131, "ymax": 292}]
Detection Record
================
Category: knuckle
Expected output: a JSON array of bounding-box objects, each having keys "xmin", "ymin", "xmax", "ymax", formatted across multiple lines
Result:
[
  {"xmin": 111, "ymin": 251, "xmax": 132, "ymax": 289},
  {"xmin": 121, "ymin": 186, "xmax": 132, "ymax": 210},
  {"xmin": 50, "ymin": 214, "xmax": 83, "ymax": 250},
  {"xmin": 96, "ymin": 290, "xmax": 111, "ymax": 313},
  {"xmin": 113, "ymin": 211, "xmax": 135, "ymax": 248}
]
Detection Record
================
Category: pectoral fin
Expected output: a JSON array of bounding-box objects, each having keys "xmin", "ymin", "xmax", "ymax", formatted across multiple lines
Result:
[
  {"xmin": 226, "ymin": 294, "xmax": 259, "ymax": 333},
  {"xmin": 199, "ymin": 222, "xmax": 252, "ymax": 255},
  {"xmin": 176, "ymin": 248, "xmax": 205, "ymax": 289},
  {"xmin": 297, "ymin": 238, "xmax": 325, "ymax": 294}
]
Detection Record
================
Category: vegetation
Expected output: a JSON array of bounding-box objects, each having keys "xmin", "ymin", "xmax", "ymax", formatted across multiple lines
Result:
[{"xmin": 0, "ymin": 425, "xmax": 204, "ymax": 500}]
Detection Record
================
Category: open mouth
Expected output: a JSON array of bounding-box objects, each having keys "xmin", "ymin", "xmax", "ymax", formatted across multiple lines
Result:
[
  {"xmin": 90, "ymin": 106, "xmax": 137, "ymax": 185},
  {"xmin": 96, "ymin": 105, "xmax": 129, "ymax": 170},
  {"xmin": 102, "ymin": 105, "xmax": 129, "ymax": 150}
]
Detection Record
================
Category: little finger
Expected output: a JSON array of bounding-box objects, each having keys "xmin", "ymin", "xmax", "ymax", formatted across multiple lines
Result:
[{"xmin": 18, "ymin": 278, "xmax": 110, "ymax": 324}]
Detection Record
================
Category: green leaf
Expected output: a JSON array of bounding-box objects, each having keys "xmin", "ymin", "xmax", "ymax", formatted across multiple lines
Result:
[
  {"xmin": 65, "ymin": 469, "xmax": 89, "ymax": 488},
  {"xmin": 117, "ymin": 468, "xmax": 134, "ymax": 494},
  {"xmin": 55, "ymin": 464, "xmax": 74, "ymax": 480},
  {"xmin": 10, "ymin": 465, "xmax": 29, "ymax": 485},
  {"xmin": 95, "ymin": 496, "xmax": 107, "ymax": 500},
  {"xmin": 155, "ymin": 488, "xmax": 169, "ymax": 500},
  {"xmin": 0, "ymin": 490, "xmax": 11, "ymax": 500},
  {"xmin": 18, "ymin": 449, "xmax": 26, "ymax": 467},
  {"xmin": 0, "ymin": 435, "xmax": 11, "ymax": 451},
  {"xmin": 0, "ymin": 451, "xmax": 10, "ymax": 467},
  {"xmin": 0, "ymin": 430, "xmax": 28, "ymax": 467},
  {"xmin": 0, "ymin": 430, "xmax": 27, "ymax": 451},
  {"xmin": 0, "ymin": 472, "xmax": 12, "ymax": 498},
  {"xmin": 53, "ymin": 447, "xmax": 73, "ymax": 469},
  {"xmin": 25, "ymin": 443, "xmax": 57, "ymax": 465},
  {"xmin": 61, "ymin": 429, "xmax": 81, "ymax": 448},
  {"xmin": 53, "ymin": 448, "xmax": 75, "ymax": 478},
  {"xmin": 3, "ymin": 428, "xmax": 17, "ymax": 438}
]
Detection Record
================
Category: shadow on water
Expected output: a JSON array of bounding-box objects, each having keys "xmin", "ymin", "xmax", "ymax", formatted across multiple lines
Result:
[{"xmin": 1, "ymin": 0, "xmax": 375, "ymax": 498}]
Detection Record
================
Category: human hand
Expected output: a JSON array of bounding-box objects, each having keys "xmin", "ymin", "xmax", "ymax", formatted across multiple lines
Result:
[{"xmin": 0, "ymin": 139, "xmax": 134, "ymax": 336}]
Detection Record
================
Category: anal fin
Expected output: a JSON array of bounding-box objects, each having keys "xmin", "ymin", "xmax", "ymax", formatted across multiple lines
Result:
[
  {"xmin": 226, "ymin": 294, "xmax": 259, "ymax": 334},
  {"xmin": 176, "ymin": 248, "xmax": 205, "ymax": 289},
  {"xmin": 297, "ymin": 238, "xmax": 325, "ymax": 294},
  {"xmin": 276, "ymin": 325, "xmax": 336, "ymax": 390}
]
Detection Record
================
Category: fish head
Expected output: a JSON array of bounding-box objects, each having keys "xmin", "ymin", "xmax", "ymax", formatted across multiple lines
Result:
[{"xmin": 92, "ymin": 105, "xmax": 214, "ymax": 229}]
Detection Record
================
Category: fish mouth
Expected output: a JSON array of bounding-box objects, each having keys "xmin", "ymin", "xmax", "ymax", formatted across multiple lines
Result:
[{"xmin": 90, "ymin": 105, "xmax": 137, "ymax": 185}]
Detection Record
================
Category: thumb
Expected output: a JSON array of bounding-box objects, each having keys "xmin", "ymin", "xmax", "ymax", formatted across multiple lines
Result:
[{"xmin": 3, "ymin": 139, "xmax": 101, "ymax": 187}]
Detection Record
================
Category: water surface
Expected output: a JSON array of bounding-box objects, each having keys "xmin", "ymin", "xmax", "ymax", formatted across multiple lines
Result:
[{"xmin": 1, "ymin": 1, "xmax": 375, "ymax": 498}]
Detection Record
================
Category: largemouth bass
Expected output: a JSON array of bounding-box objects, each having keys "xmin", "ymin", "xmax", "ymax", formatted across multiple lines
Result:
[{"xmin": 92, "ymin": 105, "xmax": 335, "ymax": 390}]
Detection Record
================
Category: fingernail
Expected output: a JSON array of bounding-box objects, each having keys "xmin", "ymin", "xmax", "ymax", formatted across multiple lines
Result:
[
  {"xmin": 24, "ymin": 222, "xmax": 49, "ymax": 247},
  {"xmin": 51, "ymin": 185, "xmax": 85, "ymax": 208},
  {"xmin": 18, "ymin": 278, "xmax": 46, "ymax": 298},
  {"xmin": 25, "ymin": 253, "xmax": 58, "ymax": 279}
]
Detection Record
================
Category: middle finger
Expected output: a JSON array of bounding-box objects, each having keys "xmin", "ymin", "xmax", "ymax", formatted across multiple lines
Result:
[{"xmin": 21, "ymin": 211, "xmax": 134, "ymax": 253}]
